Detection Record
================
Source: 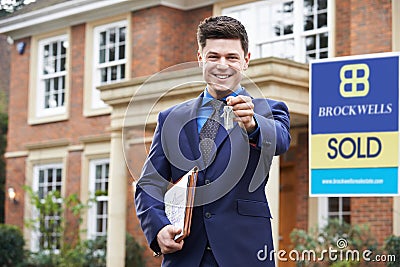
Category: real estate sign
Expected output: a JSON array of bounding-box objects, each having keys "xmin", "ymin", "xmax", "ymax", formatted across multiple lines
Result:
[{"xmin": 309, "ymin": 53, "xmax": 400, "ymax": 196}]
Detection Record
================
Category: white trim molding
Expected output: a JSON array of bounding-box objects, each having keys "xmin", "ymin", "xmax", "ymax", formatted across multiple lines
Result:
[{"xmin": 0, "ymin": 0, "xmax": 217, "ymax": 39}]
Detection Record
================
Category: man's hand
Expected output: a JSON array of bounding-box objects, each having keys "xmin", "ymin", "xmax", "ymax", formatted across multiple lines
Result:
[
  {"xmin": 226, "ymin": 95, "xmax": 257, "ymax": 133},
  {"xmin": 157, "ymin": 225, "xmax": 184, "ymax": 254}
]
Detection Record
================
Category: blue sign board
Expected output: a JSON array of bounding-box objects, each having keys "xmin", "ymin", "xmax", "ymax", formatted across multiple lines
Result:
[{"xmin": 310, "ymin": 53, "xmax": 400, "ymax": 196}]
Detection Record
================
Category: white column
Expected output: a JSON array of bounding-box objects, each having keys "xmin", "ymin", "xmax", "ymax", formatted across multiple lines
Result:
[
  {"xmin": 266, "ymin": 156, "xmax": 280, "ymax": 252},
  {"xmin": 106, "ymin": 130, "xmax": 127, "ymax": 267}
]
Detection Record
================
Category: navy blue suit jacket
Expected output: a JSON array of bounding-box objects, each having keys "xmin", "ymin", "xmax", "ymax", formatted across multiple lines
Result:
[{"xmin": 135, "ymin": 89, "xmax": 291, "ymax": 266}]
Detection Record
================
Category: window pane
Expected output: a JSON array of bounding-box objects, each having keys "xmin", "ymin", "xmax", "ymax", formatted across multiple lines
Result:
[
  {"xmin": 96, "ymin": 165, "xmax": 102, "ymax": 179},
  {"xmin": 111, "ymin": 66, "xmax": 117, "ymax": 81},
  {"xmin": 100, "ymin": 31, "xmax": 106, "ymax": 46},
  {"xmin": 99, "ymin": 49, "xmax": 106, "ymax": 63},
  {"xmin": 48, "ymin": 169, "xmax": 53, "ymax": 183},
  {"xmin": 61, "ymin": 41, "xmax": 67, "ymax": 55},
  {"xmin": 304, "ymin": 15, "xmax": 314, "ymax": 30},
  {"xmin": 109, "ymin": 28, "xmax": 116, "ymax": 44},
  {"xmin": 56, "ymin": 169, "xmax": 62, "ymax": 182},
  {"xmin": 306, "ymin": 36, "xmax": 316, "ymax": 51},
  {"xmin": 101, "ymin": 68, "xmax": 107, "ymax": 83},
  {"xmin": 304, "ymin": 0, "xmax": 314, "ymax": 13},
  {"xmin": 320, "ymin": 32, "xmax": 328, "ymax": 48},
  {"xmin": 119, "ymin": 45, "xmax": 125, "ymax": 60},
  {"xmin": 60, "ymin": 57, "xmax": 66, "ymax": 72},
  {"xmin": 343, "ymin": 215, "xmax": 351, "ymax": 224},
  {"xmin": 109, "ymin": 47, "xmax": 115, "ymax": 61},
  {"xmin": 318, "ymin": 13, "xmax": 327, "ymax": 28},
  {"xmin": 342, "ymin": 197, "xmax": 351, "ymax": 211},
  {"xmin": 328, "ymin": 197, "xmax": 339, "ymax": 212},
  {"xmin": 120, "ymin": 64, "xmax": 125, "ymax": 79},
  {"xmin": 318, "ymin": 0, "xmax": 327, "ymax": 10},
  {"xmin": 39, "ymin": 170, "xmax": 44, "ymax": 183},
  {"xmin": 119, "ymin": 27, "xmax": 126, "ymax": 42},
  {"xmin": 52, "ymin": 42, "xmax": 58, "ymax": 56},
  {"xmin": 105, "ymin": 163, "xmax": 109, "ymax": 178},
  {"xmin": 97, "ymin": 218, "xmax": 103, "ymax": 234}
]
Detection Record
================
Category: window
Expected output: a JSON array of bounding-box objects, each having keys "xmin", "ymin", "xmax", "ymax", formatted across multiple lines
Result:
[
  {"xmin": 319, "ymin": 197, "xmax": 351, "ymax": 226},
  {"xmin": 327, "ymin": 197, "xmax": 351, "ymax": 224},
  {"xmin": 88, "ymin": 159, "xmax": 109, "ymax": 239},
  {"xmin": 37, "ymin": 35, "xmax": 68, "ymax": 117},
  {"xmin": 222, "ymin": 0, "xmax": 330, "ymax": 62},
  {"xmin": 92, "ymin": 21, "xmax": 127, "ymax": 109},
  {"xmin": 31, "ymin": 164, "xmax": 63, "ymax": 252}
]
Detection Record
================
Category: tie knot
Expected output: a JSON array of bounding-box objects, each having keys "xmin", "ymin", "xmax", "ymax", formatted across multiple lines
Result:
[{"xmin": 209, "ymin": 99, "xmax": 224, "ymax": 111}]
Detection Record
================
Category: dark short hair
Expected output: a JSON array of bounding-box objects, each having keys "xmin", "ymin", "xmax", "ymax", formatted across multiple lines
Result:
[{"xmin": 197, "ymin": 15, "xmax": 249, "ymax": 56}]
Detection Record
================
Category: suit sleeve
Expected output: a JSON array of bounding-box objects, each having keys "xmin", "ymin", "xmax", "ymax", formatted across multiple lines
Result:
[
  {"xmin": 253, "ymin": 99, "xmax": 291, "ymax": 155},
  {"xmin": 134, "ymin": 111, "xmax": 172, "ymax": 252}
]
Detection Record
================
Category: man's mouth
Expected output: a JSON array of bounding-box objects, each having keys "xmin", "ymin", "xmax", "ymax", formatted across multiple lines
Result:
[{"xmin": 213, "ymin": 74, "xmax": 232, "ymax": 80}]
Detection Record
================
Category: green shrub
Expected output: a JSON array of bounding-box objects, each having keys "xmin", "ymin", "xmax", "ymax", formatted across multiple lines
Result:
[
  {"xmin": 384, "ymin": 235, "xmax": 400, "ymax": 267},
  {"xmin": 125, "ymin": 233, "xmax": 145, "ymax": 267},
  {"xmin": 61, "ymin": 236, "xmax": 107, "ymax": 267},
  {"xmin": 25, "ymin": 233, "xmax": 145, "ymax": 267},
  {"xmin": 0, "ymin": 224, "xmax": 25, "ymax": 266},
  {"xmin": 290, "ymin": 219, "xmax": 378, "ymax": 267}
]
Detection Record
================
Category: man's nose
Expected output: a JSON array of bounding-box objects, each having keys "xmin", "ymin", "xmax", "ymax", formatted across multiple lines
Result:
[{"xmin": 216, "ymin": 58, "xmax": 229, "ymax": 69}]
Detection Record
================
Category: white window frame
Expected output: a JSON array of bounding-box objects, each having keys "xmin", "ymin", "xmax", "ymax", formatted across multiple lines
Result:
[
  {"xmin": 319, "ymin": 197, "xmax": 351, "ymax": 227},
  {"xmin": 36, "ymin": 35, "xmax": 68, "ymax": 117},
  {"xmin": 87, "ymin": 158, "xmax": 110, "ymax": 239},
  {"xmin": 222, "ymin": 0, "xmax": 333, "ymax": 63},
  {"xmin": 92, "ymin": 20, "xmax": 127, "ymax": 109},
  {"xmin": 31, "ymin": 163, "xmax": 63, "ymax": 253}
]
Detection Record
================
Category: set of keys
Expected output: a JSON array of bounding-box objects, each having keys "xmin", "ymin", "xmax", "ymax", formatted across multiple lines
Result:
[{"xmin": 221, "ymin": 105, "xmax": 235, "ymax": 130}]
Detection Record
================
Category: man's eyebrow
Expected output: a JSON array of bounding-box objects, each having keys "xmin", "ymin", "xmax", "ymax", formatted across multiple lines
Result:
[{"xmin": 205, "ymin": 51, "xmax": 240, "ymax": 56}]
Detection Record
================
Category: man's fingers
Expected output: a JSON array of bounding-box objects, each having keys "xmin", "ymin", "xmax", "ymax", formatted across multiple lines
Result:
[{"xmin": 157, "ymin": 225, "xmax": 184, "ymax": 254}]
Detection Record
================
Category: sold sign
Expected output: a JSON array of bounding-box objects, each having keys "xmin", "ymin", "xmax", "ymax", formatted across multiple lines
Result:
[{"xmin": 310, "ymin": 53, "xmax": 400, "ymax": 196}]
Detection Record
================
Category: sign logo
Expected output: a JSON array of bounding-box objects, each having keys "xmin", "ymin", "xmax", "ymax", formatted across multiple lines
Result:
[{"xmin": 339, "ymin": 63, "xmax": 370, "ymax": 98}]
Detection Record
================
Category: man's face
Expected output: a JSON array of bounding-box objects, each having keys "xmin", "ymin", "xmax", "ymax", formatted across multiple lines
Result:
[{"xmin": 197, "ymin": 39, "xmax": 250, "ymax": 99}]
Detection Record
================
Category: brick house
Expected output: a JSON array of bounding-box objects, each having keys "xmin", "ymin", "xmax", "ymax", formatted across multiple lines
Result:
[{"xmin": 0, "ymin": 0, "xmax": 399, "ymax": 266}]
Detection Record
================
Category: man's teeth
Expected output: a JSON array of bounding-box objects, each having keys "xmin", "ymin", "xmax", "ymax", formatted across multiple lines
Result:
[{"xmin": 216, "ymin": 74, "xmax": 230, "ymax": 79}]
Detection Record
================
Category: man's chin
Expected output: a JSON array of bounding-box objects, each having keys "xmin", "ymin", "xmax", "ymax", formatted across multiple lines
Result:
[{"xmin": 208, "ymin": 83, "xmax": 236, "ymax": 98}]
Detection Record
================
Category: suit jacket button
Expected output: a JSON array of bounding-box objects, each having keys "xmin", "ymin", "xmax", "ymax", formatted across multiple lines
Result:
[
  {"xmin": 205, "ymin": 179, "xmax": 211, "ymax": 185},
  {"xmin": 205, "ymin": 212, "xmax": 212, "ymax": 219}
]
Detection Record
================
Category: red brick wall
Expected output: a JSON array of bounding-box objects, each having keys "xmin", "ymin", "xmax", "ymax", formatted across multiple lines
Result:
[
  {"xmin": 64, "ymin": 150, "xmax": 82, "ymax": 247},
  {"xmin": 4, "ymin": 157, "xmax": 25, "ymax": 227},
  {"xmin": 295, "ymin": 131, "xmax": 309, "ymax": 230},
  {"xmin": 131, "ymin": 5, "xmax": 212, "ymax": 78},
  {"xmin": 336, "ymin": 0, "xmax": 392, "ymax": 57},
  {"xmin": 335, "ymin": 0, "xmax": 351, "ymax": 57},
  {"xmin": 351, "ymin": 197, "xmax": 393, "ymax": 244}
]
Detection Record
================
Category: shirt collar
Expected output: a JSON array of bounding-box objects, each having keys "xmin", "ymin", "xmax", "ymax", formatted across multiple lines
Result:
[{"xmin": 202, "ymin": 87, "xmax": 243, "ymax": 106}]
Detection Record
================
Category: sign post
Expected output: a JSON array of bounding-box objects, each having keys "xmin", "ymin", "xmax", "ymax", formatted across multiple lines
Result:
[{"xmin": 309, "ymin": 53, "xmax": 400, "ymax": 196}]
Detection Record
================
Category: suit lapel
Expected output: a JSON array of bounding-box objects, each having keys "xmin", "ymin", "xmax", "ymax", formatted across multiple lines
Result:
[{"xmin": 180, "ymin": 95, "xmax": 202, "ymax": 161}]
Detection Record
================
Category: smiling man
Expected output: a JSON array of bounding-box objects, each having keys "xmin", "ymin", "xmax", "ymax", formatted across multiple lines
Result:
[{"xmin": 135, "ymin": 16, "xmax": 291, "ymax": 267}]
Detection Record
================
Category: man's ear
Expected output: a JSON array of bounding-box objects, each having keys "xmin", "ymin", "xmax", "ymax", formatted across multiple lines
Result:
[
  {"xmin": 243, "ymin": 52, "xmax": 251, "ymax": 70},
  {"xmin": 197, "ymin": 50, "xmax": 203, "ymax": 67}
]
